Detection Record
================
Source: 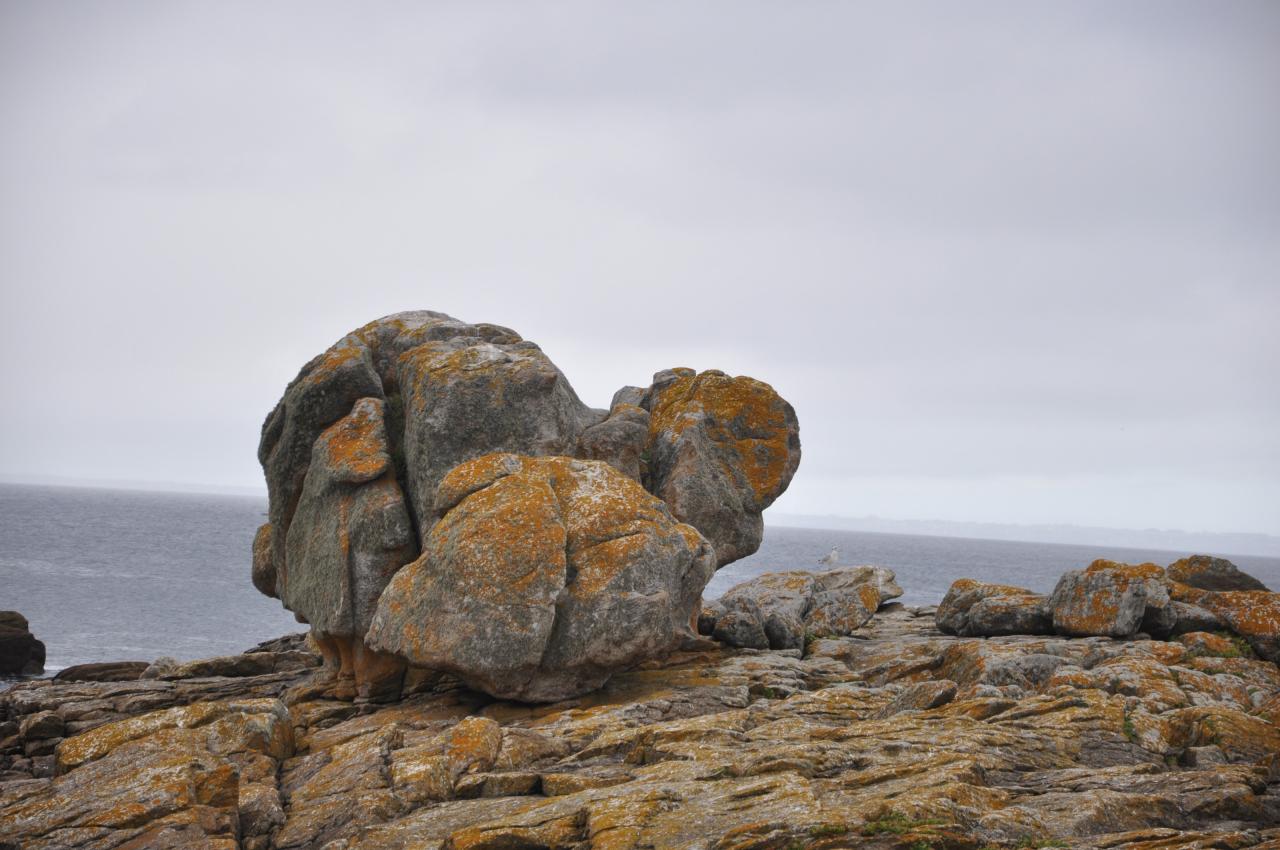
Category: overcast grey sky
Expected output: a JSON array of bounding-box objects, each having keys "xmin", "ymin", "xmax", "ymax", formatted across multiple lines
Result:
[{"xmin": 1, "ymin": 1, "xmax": 1277, "ymax": 535}]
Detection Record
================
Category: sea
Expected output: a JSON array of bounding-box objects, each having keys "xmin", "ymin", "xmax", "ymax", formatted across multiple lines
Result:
[{"xmin": 3, "ymin": 482, "xmax": 1278, "ymax": 683}]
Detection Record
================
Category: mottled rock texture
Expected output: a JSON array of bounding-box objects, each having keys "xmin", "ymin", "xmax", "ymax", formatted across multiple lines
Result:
[
  {"xmin": 936, "ymin": 579, "xmax": 1053, "ymax": 637},
  {"xmin": 701, "ymin": 566, "xmax": 903, "ymax": 650},
  {"xmin": 253, "ymin": 311, "xmax": 800, "ymax": 702},
  {"xmin": 1050, "ymin": 560, "xmax": 1173, "ymax": 639},
  {"xmin": 1168, "ymin": 554, "xmax": 1271, "ymax": 592},
  {"xmin": 4, "ymin": 599, "xmax": 1279, "ymax": 849},
  {"xmin": 366, "ymin": 454, "xmax": 715, "ymax": 702},
  {"xmin": 641, "ymin": 368, "xmax": 801, "ymax": 568},
  {"xmin": 941, "ymin": 557, "xmax": 1280, "ymax": 668}
]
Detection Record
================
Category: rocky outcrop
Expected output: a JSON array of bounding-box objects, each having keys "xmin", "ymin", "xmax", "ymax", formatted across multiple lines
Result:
[
  {"xmin": 254, "ymin": 312, "xmax": 800, "ymax": 703},
  {"xmin": 1171, "ymin": 584, "xmax": 1280, "ymax": 663},
  {"xmin": 1049, "ymin": 560, "xmax": 1174, "ymax": 638},
  {"xmin": 366, "ymin": 454, "xmax": 715, "ymax": 702},
  {"xmin": 4, "ymin": 597, "xmax": 1279, "ymax": 850},
  {"xmin": 936, "ymin": 579, "xmax": 1053, "ymax": 636},
  {"xmin": 940, "ymin": 557, "xmax": 1280, "ymax": 668},
  {"xmin": 700, "ymin": 566, "xmax": 903, "ymax": 649},
  {"xmin": 1168, "ymin": 554, "xmax": 1270, "ymax": 592},
  {"xmin": 641, "ymin": 368, "xmax": 801, "ymax": 567},
  {"xmin": 0, "ymin": 611, "xmax": 44, "ymax": 676}
]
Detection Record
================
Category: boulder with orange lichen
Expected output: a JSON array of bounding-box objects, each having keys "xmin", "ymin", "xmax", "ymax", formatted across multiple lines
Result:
[
  {"xmin": 394, "ymin": 328, "xmax": 601, "ymax": 542},
  {"xmin": 639, "ymin": 367, "xmax": 801, "ymax": 567},
  {"xmin": 1049, "ymin": 560, "xmax": 1174, "ymax": 639},
  {"xmin": 254, "ymin": 312, "xmax": 801, "ymax": 703},
  {"xmin": 1168, "ymin": 555, "xmax": 1270, "ymax": 593},
  {"xmin": 701, "ymin": 566, "xmax": 903, "ymax": 650},
  {"xmin": 276, "ymin": 398, "xmax": 417, "ymax": 702},
  {"xmin": 936, "ymin": 579, "xmax": 1053, "ymax": 637},
  {"xmin": 366, "ymin": 453, "xmax": 716, "ymax": 701},
  {"xmin": 1170, "ymin": 583, "xmax": 1280, "ymax": 663}
]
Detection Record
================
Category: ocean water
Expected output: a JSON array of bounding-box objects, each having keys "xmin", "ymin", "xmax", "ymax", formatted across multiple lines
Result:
[{"xmin": 3, "ymin": 482, "xmax": 1277, "ymax": 677}]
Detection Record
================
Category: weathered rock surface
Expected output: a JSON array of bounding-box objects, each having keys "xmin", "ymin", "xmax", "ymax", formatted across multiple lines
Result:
[
  {"xmin": 1050, "ymin": 560, "xmax": 1173, "ymax": 638},
  {"xmin": 945, "ymin": 557, "xmax": 1280, "ymax": 669},
  {"xmin": 641, "ymin": 368, "xmax": 801, "ymax": 567},
  {"xmin": 702, "ymin": 566, "xmax": 903, "ymax": 649},
  {"xmin": 254, "ymin": 312, "xmax": 801, "ymax": 702},
  {"xmin": 1168, "ymin": 555, "xmax": 1270, "ymax": 592},
  {"xmin": 936, "ymin": 579, "xmax": 1053, "ymax": 636},
  {"xmin": 1172, "ymin": 584, "xmax": 1280, "ymax": 664},
  {"xmin": 5, "ymin": 598, "xmax": 1279, "ymax": 849},
  {"xmin": 367, "ymin": 454, "xmax": 715, "ymax": 701},
  {"xmin": 53, "ymin": 661, "xmax": 149, "ymax": 683}
]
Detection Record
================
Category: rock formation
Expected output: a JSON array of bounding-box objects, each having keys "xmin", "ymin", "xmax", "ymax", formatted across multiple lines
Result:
[
  {"xmin": 0, "ymin": 612, "xmax": 44, "ymax": 676},
  {"xmin": 938, "ymin": 556, "xmax": 1280, "ymax": 663},
  {"xmin": 5, "ymin": 579, "xmax": 1280, "ymax": 849},
  {"xmin": 639, "ymin": 368, "xmax": 801, "ymax": 567},
  {"xmin": 365, "ymin": 454, "xmax": 715, "ymax": 701},
  {"xmin": 935, "ymin": 579, "xmax": 1052, "ymax": 636},
  {"xmin": 699, "ymin": 566, "xmax": 903, "ymax": 650},
  {"xmin": 1168, "ymin": 554, "xmax": 1271, "ymax": 592},
  {"xmin": 253, "ymin": 311, "xmax": 800, "ymax": 701}
]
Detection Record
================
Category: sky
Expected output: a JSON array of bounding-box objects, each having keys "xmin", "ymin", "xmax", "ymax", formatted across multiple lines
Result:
[{"xmin": 1, "ymin": 1, "xmax": 1277, "ymax": 536}]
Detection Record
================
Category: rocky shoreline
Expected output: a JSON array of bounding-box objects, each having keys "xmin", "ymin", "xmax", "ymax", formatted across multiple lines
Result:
[
  {"xmin": 3, "ymin": 557, "xmax": 1279, "ymax": 850},
  {"xmin": 5, "ymin": 312, "xmax": 1277, "ymax": 848}
]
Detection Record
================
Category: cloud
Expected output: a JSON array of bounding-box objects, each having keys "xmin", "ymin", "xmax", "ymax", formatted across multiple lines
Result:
[{"xmin": 1, "ymin": 0, "xmax": 1277, "ymax": 533}]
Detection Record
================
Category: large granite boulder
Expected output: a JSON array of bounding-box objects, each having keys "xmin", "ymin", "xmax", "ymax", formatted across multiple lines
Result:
[
  {"xmin": 1167, "ymin": 555, "xmax": 1269, "ymax": 592},
  {"xmin": 0, "ymin": 611, "xmax": 44, "ymax": 676},
  {"xmin": 1048, "ymin": 560, "xmax": 1173, "ymax": 639},
  {"xmin": 253, "ymin": 312, "xmax": 801, "ymax": 702},
  {"xmin": 701, "ymin": 566, "xmax": 902, "ymax": 650},
  {"xmin": 366, "ymin": 454, "xmax": 715, "ymax": 701},
  {"xmin": 640, "ymin": 368, "xmax": 801, "ymax": 567},
  {"xmin": 936, "ymin": 580, "xmax": 1052, "ymax": 637}
]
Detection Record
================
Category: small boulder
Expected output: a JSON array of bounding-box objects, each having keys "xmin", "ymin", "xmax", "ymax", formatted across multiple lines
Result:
[
  {"xmin": 19, "ymin": 711, "xmax": 65, "ymax": 741},
  {"xmin": 1048, "ymin": 560, "xmax": 1171, "ymax": 639},
  {"xmin": 641, "ymin": 369, "xmax": 801, "ymax": 567},
  {"xmin": 0, "ymin": 611, "xmax": 45, "ymax": 675},
  {"xmin": 1167, "ymin": 555, "xmax": 1269, "ymax": 592},
  {"xmin": 936, "ymin": 580, "xmax": 1052, "ymax": 636},
  {"xmin": 54, "ymin": 661, "xmax": 149, "ymax": 683},
  {"xmin": 367, "ymin": 454, "xmax": 715, "ymax": 701},
  {"xmin": 707, "ymin": 566, "xmax": 903, "ymax": 650}
]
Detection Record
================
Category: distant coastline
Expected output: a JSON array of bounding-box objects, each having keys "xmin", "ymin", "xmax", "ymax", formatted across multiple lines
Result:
[
  {"xmin": 3, "ymin": 476, "xmax": 1277, "ymax": 559},
  {"xmin": 771, "ymin": 512, "xmax": 1280, "ymax": 559}
]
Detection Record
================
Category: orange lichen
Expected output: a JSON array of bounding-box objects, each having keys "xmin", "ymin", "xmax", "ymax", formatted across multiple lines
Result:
[
  {"xmin": 647, "ymin": 371, "xmax": 796, "ymax": 506},
  {"xmin": 1085, "ymin": 559, "xmax": 1165, "ymax": 580},
  {"xmin": 317, "ymin": 399, "xmax": 389, "ymax": 482}
]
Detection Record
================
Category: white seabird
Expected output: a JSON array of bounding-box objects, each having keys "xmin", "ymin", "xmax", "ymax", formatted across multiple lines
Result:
[{"xmin": 818, "ymin": 546, "xmax": 840, "ymax": 567}]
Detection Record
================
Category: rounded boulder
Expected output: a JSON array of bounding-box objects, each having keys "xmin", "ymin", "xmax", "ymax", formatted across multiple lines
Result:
[{"xmin": 366, "ymin": 454, "xmax": 716, "ymax": 702}]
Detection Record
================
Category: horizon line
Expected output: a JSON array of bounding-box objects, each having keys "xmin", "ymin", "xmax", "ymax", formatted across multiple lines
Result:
[{"xmin": 2, "ymin": 472, "xmax": 1277, "ymax": 551}]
